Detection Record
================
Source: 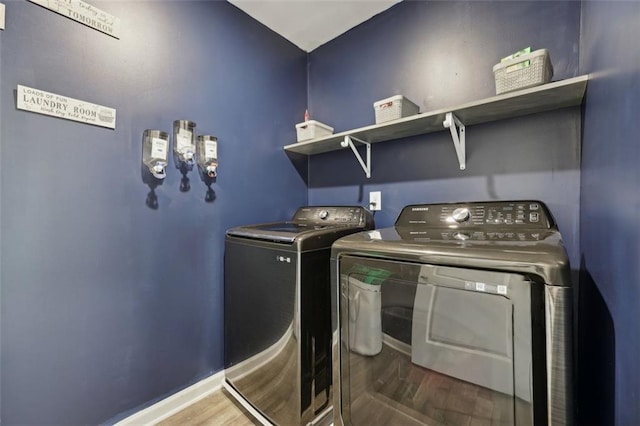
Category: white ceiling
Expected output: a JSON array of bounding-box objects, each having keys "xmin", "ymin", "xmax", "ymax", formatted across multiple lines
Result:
[{"xmin": 228, "ymin": 0, "xmax": 402, "ymax": 52}]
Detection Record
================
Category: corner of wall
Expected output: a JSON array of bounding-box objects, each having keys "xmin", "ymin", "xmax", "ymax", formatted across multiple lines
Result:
[{"xmin": 578, "ymin": 0, "xmax": 586, "ymax": 76}]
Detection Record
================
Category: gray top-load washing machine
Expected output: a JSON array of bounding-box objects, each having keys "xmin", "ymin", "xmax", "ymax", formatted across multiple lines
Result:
[
  {"xmin": 224, "ymin": 206, "xmax": 374, "ymax": 426},
  {"xmin": 331, "ymin": 201, "xmax": 573, "ymax": 426}
]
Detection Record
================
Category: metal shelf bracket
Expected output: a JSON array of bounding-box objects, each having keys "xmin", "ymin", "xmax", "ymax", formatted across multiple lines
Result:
[
  {"xmin": 443, "ymin": 112, "xmax": 466, "ymax": 170},
  {"xmin": 341, "ymin": 136, "xmax": 371, "ymax": 178}
]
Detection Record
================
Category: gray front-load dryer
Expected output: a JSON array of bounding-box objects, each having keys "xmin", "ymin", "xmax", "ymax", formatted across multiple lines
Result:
[{"xmin": 331, "ymin": 201, "xmax": 573, "ymax": 426}]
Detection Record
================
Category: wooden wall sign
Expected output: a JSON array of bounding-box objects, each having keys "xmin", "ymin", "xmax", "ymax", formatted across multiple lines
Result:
[
  {"xmin": 28, "ymin": 0, "xmax": 121, "ymax": 39},
  {"xmin": 17, "ymin": 85, "xmax": 116, "ymax": 129}
]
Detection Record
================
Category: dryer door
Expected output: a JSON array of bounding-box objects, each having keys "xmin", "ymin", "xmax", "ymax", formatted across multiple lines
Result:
[{"xmin": 336, "ymin": 256, "xmax": 545, "ymax": 426}]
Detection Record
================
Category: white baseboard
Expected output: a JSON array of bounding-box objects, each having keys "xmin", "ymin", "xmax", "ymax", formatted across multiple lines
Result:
[
  {"xmin": 115, "ymin": 370, "xmax": 225, "ymax": 426},
  {"xmin": 114, "ymin": 326, "xmax": 291, "ymax": 426}
]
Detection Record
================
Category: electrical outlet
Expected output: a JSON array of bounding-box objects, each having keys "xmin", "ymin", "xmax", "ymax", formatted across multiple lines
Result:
[{"xmin": 369, "ymin": 191, "xmax": 381, "ymax": 211}]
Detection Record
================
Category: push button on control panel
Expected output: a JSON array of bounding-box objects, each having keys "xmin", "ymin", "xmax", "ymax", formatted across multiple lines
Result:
[{"xmin": 529, "ymin": 212, "xmax": 539, "ymax": 222}]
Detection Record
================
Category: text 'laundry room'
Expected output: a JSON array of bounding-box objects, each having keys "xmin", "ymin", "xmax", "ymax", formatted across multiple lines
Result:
[{"xmin": 0, "ymin": 1, "xmax": 637, "ymax": 426}]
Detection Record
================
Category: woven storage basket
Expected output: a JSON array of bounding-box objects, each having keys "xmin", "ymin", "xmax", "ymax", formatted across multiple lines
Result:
[
  {"xmin": 493, "ymin": 49, "xmax": 553, "ymax": 94},
  {"xmin": 373, "ymin": 95, "xmax": 419, "ymax": 124},
  {"xmin": 295, "ymin": 120, "xmax": 333, "ymax": 142}
]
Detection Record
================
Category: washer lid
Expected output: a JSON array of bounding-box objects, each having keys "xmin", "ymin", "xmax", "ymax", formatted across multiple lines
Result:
[
  {"xmin": 227, "ymin": 222, "xmax": 332, "ymax": 243},
  {"xmin": 226, "ymin": 206, "xmax": 375, "ymax": 244},
  {"xmin": 333, "ymin": 226, "xmax": 571, "ymax": 286},
  {"xmin": 333, "ymin": 200, "xmax": 571, "ymax": 286}
]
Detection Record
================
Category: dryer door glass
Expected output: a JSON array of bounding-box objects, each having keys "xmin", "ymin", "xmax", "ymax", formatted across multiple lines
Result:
[{"xmin": 337, "ymin": 256, "xmax": 544, "ymax": 426}]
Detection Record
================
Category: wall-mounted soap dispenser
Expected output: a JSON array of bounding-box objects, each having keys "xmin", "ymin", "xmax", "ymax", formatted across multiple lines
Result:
[
  {"xmin": 173, "ymin": 120, "xmax": 196, "ymax": 170},
  {"xmin": 196, "ymin": 135, "xmax": 218, "ymax": 178},
  {"xmin": 142, "ymin": 129, "xmax": 169, "ymax": 179}
]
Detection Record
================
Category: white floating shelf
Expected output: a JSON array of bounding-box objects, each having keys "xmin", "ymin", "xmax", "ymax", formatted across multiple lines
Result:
[{"xmin": 284, "ymin": 75, "xmax": 588, "ymax": 175}]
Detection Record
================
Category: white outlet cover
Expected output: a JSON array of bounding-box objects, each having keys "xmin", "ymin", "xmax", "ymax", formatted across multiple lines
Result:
[{"xmin": 369, "ymin": 191, "xmax": 382, "ymax": 211}]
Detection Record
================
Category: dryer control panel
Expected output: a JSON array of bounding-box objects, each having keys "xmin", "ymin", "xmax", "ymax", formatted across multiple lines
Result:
[
  {"xmin": 293, "ymin": 206, "xmax": 374, "ymax": 226},
  {"xmin": 396, "ymin": 201, "xmax": 555, "ymax": 229}
]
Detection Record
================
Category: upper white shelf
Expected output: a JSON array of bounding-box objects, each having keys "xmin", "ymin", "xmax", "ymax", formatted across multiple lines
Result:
[{"xmin": 284, "ymin": 75, "xmax": 588, "ymax": 156}]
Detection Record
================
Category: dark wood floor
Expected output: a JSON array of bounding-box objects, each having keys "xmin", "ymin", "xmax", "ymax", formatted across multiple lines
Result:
[
  {"xmin": 159, "ymin": 341, "xmax": 521, "ymax": 426},
  {"xmin": 157, "ymin": 388, "xmax": 261, "ymax": 426},
  {"xmin": 159, "ymin": 333, "xmax": 307, "ymax": 426}
]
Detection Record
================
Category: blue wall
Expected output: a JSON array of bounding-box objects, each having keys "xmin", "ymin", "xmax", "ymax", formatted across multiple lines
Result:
[
  {"xmin": 1, "ymin": 1, "xmax": 638, "ymax": 425},
  {"xmin": 307, "ymin": 1, "xmax": 583, "ymax": 266},
  {"xmin": 0, "ymin": 1, "xmax": 307, "ymax": 424},
  {"xmin": 579, "ymin": 2, "xmax": 640, "ymax": 425}
]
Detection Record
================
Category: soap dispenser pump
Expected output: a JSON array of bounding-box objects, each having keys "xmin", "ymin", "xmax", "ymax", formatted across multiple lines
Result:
[
  {"xmin": 173, "ymin": 120, "xmax": 196, "ymax": 170},
  {"xmin": 142, "ymin": 129, "xmax": 169, "ymax": 179},
  {"xmin": 196, "ymin": 135, "xmax": 218, "ymax": 178}
]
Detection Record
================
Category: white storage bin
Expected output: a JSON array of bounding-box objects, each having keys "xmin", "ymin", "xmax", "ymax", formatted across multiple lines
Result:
[
  {"xmin": 373, "ymin": 95, "xmax": 420, "ymax": 124},
  {"xmin": 493, "ymin": 48, "xmax": 553, "ymax": 95},
  {"xmin": 295, "ymin": 120, "xmax": 334, "ymax": 142}
]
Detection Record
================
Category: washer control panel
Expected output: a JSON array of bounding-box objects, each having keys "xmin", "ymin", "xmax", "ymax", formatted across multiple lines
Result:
[
  {"xmin": 293, "ymin": 206, "xmax": 372, "ymax": 225},
  {"xmin": 396, "ymin": 201, "xmax": 554, "ymax": 229},
  {"xmin": 397, "ymin": 228, "xmax": 554, "ymax": 242}
]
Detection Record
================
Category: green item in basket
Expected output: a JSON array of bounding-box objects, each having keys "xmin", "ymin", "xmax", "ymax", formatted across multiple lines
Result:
[
  {"xmin": 506, "ymin": 60, "xmax": 531, "ymax": 73},
  {"xmin": 349, "ymin": 264, "xmax": 393, "ymax": 286},
  {"xmin": 501, "ymin": 47, "xmax": 532, "ymax": 62}
]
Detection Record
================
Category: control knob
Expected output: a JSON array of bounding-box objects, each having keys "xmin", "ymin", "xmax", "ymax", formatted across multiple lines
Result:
[
  {"xmin": 318, "ymin": 210, "xmax": 329, "ymax": 220},
  {"xmin": 453, "ymin": 231, "xmax": 470, "ymax": 240},
  {"xmin": 451, "ymin": 207, "xmax": 471, "ymax": 223}
]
